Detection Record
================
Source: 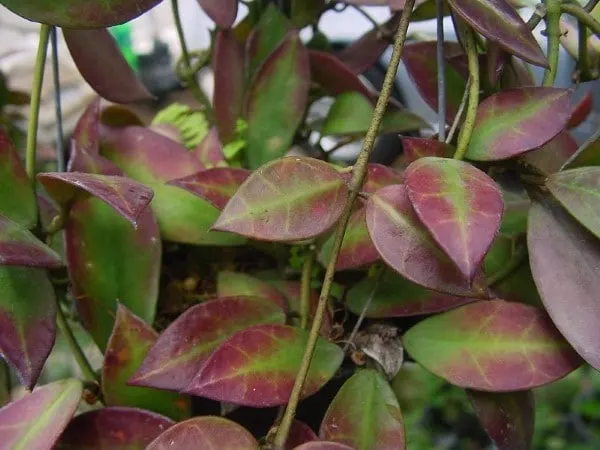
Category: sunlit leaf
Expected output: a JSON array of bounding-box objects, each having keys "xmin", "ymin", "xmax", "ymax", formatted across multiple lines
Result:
[
  {"xmin": 522, "ymin": 131, "xmax": 577, "ymax": 174},
  {"xmin": 0, "ymin": 379, "xmax": 81, "ymax": 449},
  {"xmin": 0, "ymin": 216, "xmax": 62, "ymax": 268},
  {"xmin": 130, "ymin": 296, "xmax": 285, "ymax": 391},
  {"xmin": 466, "ymin": 88, "xmax": 572, "ymax": 161},
  {"xmin": 146, "ymin": 416, "xmax": 259, "ymax": 450},
  {"xmin": 320, "ymin": 369, "xmax": 405, "ymax": 450},
  {"xmin": 467, "ymin": 390, "xmax": 534, "ymax": 450},
  {"xmin": 246, "ymin": 4, "xmax": 291, "ymax": 76},
  {"xmin": 56, "ymin": 407, "xmax": 174, "ymax": 450},
  {"xmin": 403, "ymin": 300, "xmax": 582, "ymax": 390},
  {"xmin": 309, "ymin": 51, "xmax": 372, "ymax": 99},
  {"xmin": 185, "ymin": 324, "xmax": 343, "ymax": 407},
  {"xmin": 402, "ymin": 137, "xmax": 455, "ymax": 163},
  {"xmin": 217, "ymin": 271, "xmax": 288, "ymax": 309},
  {"xmin": 197, "ymin": 0, "xmax": 238, "ymax": 28},
  {"xmin": 405, "ymin": 157, "xmax": 504, "ymax": 280},
  {"xmin": 213, "ymin": 157, "xmax": 348, "ymax": 242}
]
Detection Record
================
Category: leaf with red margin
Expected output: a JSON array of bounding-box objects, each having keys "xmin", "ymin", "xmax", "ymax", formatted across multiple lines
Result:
[
  {"xmin": 197, "ymin": 0, "xmax": 238, "ymax": 28},
  {"xmin": 168, "ymin": 168, "xmax": 249, "ymax": 210},
  {"xmin": 64, "ymin": 29, "xmax": 151, "ymax": 103},
  {"xmin": 213, "ymin": 157, "xmax": 348, "ymax": 242},
  {"xmin": 184, "ymin": 324, "xmax": 344, "ymax": 407},
  {"xmin": 146, "ymin": 416, "xmax": 259, "ymax": 450},
  {"xmin": 245, "ymin": 32, "xmax": 310, "ymax": 168},
  {"xmin": 467, "ymin": 389, "xmax": 534, "ymax": 450},
  {"xmin": 403, "ymin": 300, "xmax": 582, "ymax": 391},
  {"xmin": 0, "ymin": 216, "xmax": 62, "ymax": 268},
  {"xmin": 319, "ymin": 369, "xmax": 405, "ymax": 450},
  {"xmin": 405, "ymin": 157, "xmax": 504, "ymax": 280},
  {"xmin": 246, "ymin": 5, "xmax": 292, "ymax": 77},
  {"xmin": 213, "ymin": 30, "xmax": 245, "ymax": 144},
  {"xmin": 217, "ymin": 271, "xmax": 288, "ymax": 310},
  {"xmin": 309, "ymin": 51, "xmax": 372, "ymax": 99},
  {"xmin": 347, "ymin": 270, "xmax": 475, "ymax": 318},
  {"xmin": 447, "ymin": 0, "xmax": 547, "ymax": 67},
  {"xmin": 103, "ymin": 305, "xmax": 191, "ymax": 420},
  {"xmin": 0, "ymin": 379, "xmax": 81, "ymax": 449},
  {"xmin": 402, "ymin": 137, "xmax": 455, "ymax": 163},
  {"xmin": 546, "ymin": 167, "xmax": 600, "ymax": 239},
  {"xmin": 465, "ymin": 88, "xmax": 572, "ymax": 161},
  {"xmin": 568, "ymin": 91, "xmax": 593, "ymax": 129},
  {"xmin": 56, "ymin": 407, "xmax": 174, "ymax": 450},
  {"xmin": 294, "ymin": 443, "xmax": 354, "ymax": 450},
  {"xmin": 522, "ymin": 131, "xmax": 577, "ymax": 174},
  {"xmin": 130, "ymin": 297, "xmax": 285, "ymax": 392},
  {"xmin": 287, "ymin": 421, "xmax": 318, "ymax": 449},
  {"xmin": 71, "ymin": 97, "xmax": 101, "ymax": 154},
  {"xmin": 194, "ymin": 127, "xmax": 225, "ymax": 167},
  {"xmin": 0, "ymin": 129, "xmax": 37, "ymax": 229},
  {"xmin": 528, "ymin": 200, "xmax": 600, "ymax": 370},
  {"xmin": 37, "ymin": 172, "xmax": 153, "ymax": 227},
  {"xmin": 366, "ymin": 184, "xmax": 485, "ymax": 297},
  {"xmin": 0, "ymin": 267, "xmax": 56, "ymax": 388}
]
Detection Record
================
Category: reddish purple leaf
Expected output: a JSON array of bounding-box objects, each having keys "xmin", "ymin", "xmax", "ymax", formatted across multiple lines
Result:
[
  {"xmin": 56, "ymin": 407, "xmax": 174, "ymax": 450},
  {"xmin": 366, "ymin": 184, "xmax": 485, "ymax": 297},
  {"xmin": 194, "ymin": 127, "xmax": 226, "ymax": 167},
  {"xmin": 184, "ymin": 324, "xmax": 344, "ymax": 407},
  {"xmin": 0, "ymin": 379, "xmax": 81, "ymax": 449},
  {"xmin": 568, "ymin": 91, "xmax": 593, "ymax": 129},
  {"xmin": 403, "ymin": 300, "xmax": 582, "ymax": 391},
  {"xmin": 0, "ymin": 216, "xmax": 62, "ymax": 269},
  {"xmin": 146, "ymin": 416, "xmax": 259, "ymax": 450},
  {"xmin": 130, "ymin": 296, "xmax": 285, "ymax": 392},
  {"xmin": 213, "ymin": 157, "xmax": 348, "ymax": 242},
  {"xmin": 363, "ymin": 164, "xmax": 404, "ymax": 194},
  {"xmin": 447, "ymin": 0, "xmax": 547, "ymax": 67},
  {"xmin": 522, "ymin": 131, "xmax": 577, "ymax": 174},
  {"xmin": 213, "ymin": 30, "xmax": 245, "ymax": 143},
  {"xmin": 402, "ymin": 137, "xmax": 455, "ymax": 163},
  {"xmin": 68, "ymin": 144, "xmax": 123, "ymax": 176},
  {"xmin": 168, "ymin": 168, "xmax": 249, "ymax": 210},
  {"xmin": 287, "ymin": 421, "xmax": 319, "ymax": 449},
  {"xmin": 217, "ymin": 271, "xmax": 288, "ymax": 310},
  {"xmin": 405, "ymin": 157, "xmax": 504, "ymax": 280},
  {"xmin": 467, "ymin": 390, "xmax": 534, "ymax": 450},
  {"xmin": 71, "ymin": 97, "xmax": 101, "ymax": 155},
  {"xmin": 294, "ymin": 444, "xmax": 354, "ymax": 450},
  {"xmin": 64, "ymin": 28, "xmax": 152, "ymax": 103},
  {"xmin": 309, "ymin": 51, "xmax": 372, "ymax": 99},
  {"xmin": 197, "ymin": 0, "xmax": 238, "ymax": 28},
  {"xmin": 528, "ymin": 200, "xmax": 600, "ymax": 370}
]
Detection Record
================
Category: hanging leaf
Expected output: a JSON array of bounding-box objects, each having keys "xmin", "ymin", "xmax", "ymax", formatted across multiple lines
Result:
[
  {"xmin": 320, "ymin": 369, "xmax": 405, "ymax": 450},
  {"xmin": 197, "ymin": 0, "xmax": 238, "ymax": 28},
  {"xmin": 294, "ymin": 443, "xmax": 354, "ymax": 450},
  {"xmin": 194, "ymin": 127, "xmax": 226, "ymax": 167},
  {"xmin": 0, "ymin": 267, "xmax": 56, "ymax": 388},
  {"xmin": 467, "ymin": 390, "xmax": 535, "ymax": 450},
  {"xmin": 168, "ymin": 168, "xmax": 249, "ymax": 210},
  {"xmin": 100, "ymin": 126, "xmax": 245, "ymax": 246},
  {"xmin": 71, "ymin": 97, "xmax": 101, "ymax": 154},
  {"xmin": 528, "ymin": 200, "xmax": 600, "ymax": 370},
  {"xmin": 0, "ymin": 379, "xmax": 81, "ymax": 449},
  {"xmin": 347, "ymin": 270, "xmax": 475, "ymax": 318},
  {"xmin": 56, "ymin": 407, "xmax": 174, "ymax": 450},
  {"xmin": 246, "ymin": 4, "xmax": 292, "ymax": 76},
  {"xmin": 0, "ymin": 129, "xmax": 36, "ymax": 229},
  {"xmin": 522, "ymin": 131, "xmax": 577, "ymax": 174},
  {"xmin": 146, "ymin": 416, "xmax": 259, "ymax": 450},
  {"xmin": 546, "ymin": 167, "xmax": 600, "ymax": 239},
  {"xmin": 447, "ymin": 0, "xmax": 547, "ymax": 66},
  {"xmin": 287, "ymin": 421, "xmax": 319, "ymax": 449},
  {"xmin": 103, "ymin": 305, "xmax": 190, "ymax": 420},
  {"xmin": 366, "ymin": 184, "xmax": 486, "ymax": 297},
  {"xmin": 213, "ymin": 157, "xmax": 348, "ymax": 242},
  {"xmin": 64, "ymin": 29, "xmax": 151, "ymax": 103},
  {"xmin": 245, "ymin": 32, "xmax": 310, "ymax": 168},
  {"xmin": 309, "ymin": 51, "xmax": 372, "ymax": 99},
  {"xmin": 405, "ymin": 157, "xmax": 504, "ymax": 280},
  {"xmin": 403, "ymin": 300, "xmax": 582, "ymax": 391},
  {"xmin": 217, "ymin": 271, "xmax": 288, "ymax": 310},
  {"xmin": 213, "ymin": 31, "xmax": 245, "ymax": 143},
  {"xmin": 465, "ymin": 88, "xmax": 572, "ymax": 161},
  {"xmin": 0, "ymin": 216, "xmax": 62, "ymax": 268},
  {"xmin": 402, "ymin": 137, "xmax": 455, "ymax": 163},
  {"xmin": 185, "ymin": 324, "xmax": 343, "ymax": 407},
  {"xmin": 130, "ymin": 296, "xmax": 285, "ymax": 392}
]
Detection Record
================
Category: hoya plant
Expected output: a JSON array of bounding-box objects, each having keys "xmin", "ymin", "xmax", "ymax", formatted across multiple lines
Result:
[{"xmin": 0, "ymin": 0, "xmax": 600, "ymax": 448}]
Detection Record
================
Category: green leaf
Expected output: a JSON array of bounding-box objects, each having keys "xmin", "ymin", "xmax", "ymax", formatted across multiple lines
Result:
[{"xmin": 291, "ymin": 0, "xmax": 324, "ymax": 27}]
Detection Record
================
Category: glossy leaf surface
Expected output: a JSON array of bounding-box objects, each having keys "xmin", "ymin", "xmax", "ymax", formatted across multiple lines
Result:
[
  {"xmin": 197, "ymin": 0, "xmax": 238, "ymax": 28},
  {"xmin": 245, "ymin": 32, "xmax": 310, "ymax": 168},
  {"xmin": 146, "ymin": 416, "xmax": 259, "ymax": 450},
  {"xmin": 130, "ymin": 297, "xmax": 285, "ymax": 391},
  {"xmin": 0, "ymin": 216, "xmax": 62, "ymax": 268},
  {"xmin": 523, "ymin": 131, "xmax": 577, "ymax": 174},
  {"xmin": 402, "ymin": 137, "xmax": 455, "ymax": 163},
  {"xmin": 103, "ymin": 305, "xmax": 190, "ymax": 420},
  {"xmin": 246, "ymin": 4, "xmax": 291, "ymax": 76},
  {"xmin": 320, "ymin": 369, "xmax": 405, "ymax": 450},
  {"xmin": 466, "ymin": 88, "xmax": 571, "ymax": 161},
  {"xmin": 309, "ymin": 51, "xmax": 372, "ymax": 99},
  {"xmin": 56, "ymin": 407, "xmax": 173, "ymax": 449},
  {"xmin": 366, "ymin": 185, "xmax": 484, "ymax": 297},
  {"xmin": 213, "ymin": 157, "xmax": 348, "ymax": 242},
  {"xmin": 0, "ymin": 379, "xmax": 81, "ymax": 450},
  {"xmin": 0, "ymin": 267, "xmax": 56, "ymax": 388},
  {"xmin": 185, "ymin": 324, "xmax": 344, "ymax": 406},
  {"xmin": 528, "ymin": 200, "xmax": 600, "ymax": 370},
  {"xmin": 217, "ymin": 271, "xmax": 288, "ymax": 309},
  {"xmin": 467, "ymin": 390, "xmax": 534, "ymax": 450},
  {"xmin": 405, "ymin": 157, "xmax": 504, "ymax": 280},
  {"xmin": 403, "ymin": 300, "xmax": 582, "ymax": 390},
  {"xmin": 64, "ymin": 29, "xmax": 151, "ymax": 103}
]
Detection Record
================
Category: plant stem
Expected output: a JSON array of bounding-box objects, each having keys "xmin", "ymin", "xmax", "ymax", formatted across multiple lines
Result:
[
  {"xmin": 562, "ymin": 3, "xmax": 600, "ymax": 35},
  {"xmin": 453, "ymin": 22, "xmax": 479, "ymax": 160},
  {"xmin": 272, "ymin": 1, "xmax": 415, "ymax": 447},
  {"xmin": 585, "ymin": 0, "xmax": 600, "ymax": 13},
  {"xmin": 436, "ymin": 0, "xmax": 446, "ymax": 141},
  {"xmin": 50, "ymin": 27, "xmax": 66, "ymax": 172},
  {"xmin": 25, "ymin": 24, "xmax": 51, "ymax": 181},
  {"xmin": 527, "ymin": 3, "xmax": 547, "ymax": 29},
  {"xmin": 446, "ymin": 78, "xmax": 469, "ymax": 144},
  {"xmin": 300, "ymin": 245, "xmax": 316, "ymax": 329},
  {"xmin": 578, "ymin": 19, "xmax": 591, "ymax": 80},
  {"xmin": 542, "ymin": 0, "xmax": 561, "ymax": 86}
]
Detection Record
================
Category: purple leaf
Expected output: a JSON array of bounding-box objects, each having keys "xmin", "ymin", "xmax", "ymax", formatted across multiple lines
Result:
[
  {"xmin": 197, "ymin": 0, "xmax": 238, "ymax": 28},
  {"xmin": 0, "ymin": 216, "xmax": 62, "ymax": 269}
]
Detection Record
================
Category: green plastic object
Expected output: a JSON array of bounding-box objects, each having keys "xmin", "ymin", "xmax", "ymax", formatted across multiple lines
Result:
[{"xmin": 109, "ymin": 24, "xmax": 139, "ymax": 72}]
